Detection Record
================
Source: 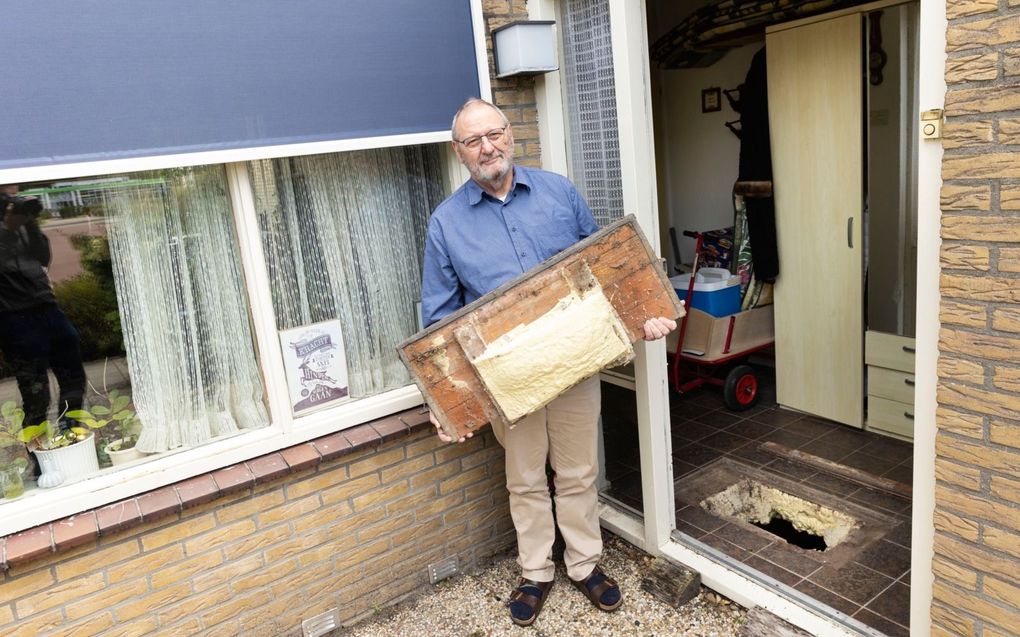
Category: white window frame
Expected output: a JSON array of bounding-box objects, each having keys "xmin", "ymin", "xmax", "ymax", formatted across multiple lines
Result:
[{"xmin": 0, "ymin": 0, "xmax": 490, "ymax": 537}]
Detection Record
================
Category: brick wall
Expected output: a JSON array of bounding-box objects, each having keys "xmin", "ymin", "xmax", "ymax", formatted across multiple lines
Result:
[
  {"xmin": 934, "ymin": 0, "xmax": 1020, "ymax": 634},
  {"xmin": 0, "ymin": 423, "xmax": 513, "ymax": 636}
]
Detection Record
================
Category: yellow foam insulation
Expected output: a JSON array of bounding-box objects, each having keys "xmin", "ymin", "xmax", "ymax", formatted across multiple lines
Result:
[
  {"xmin": 470, "ymin": 288, "xmax": 634, "ymax": 423},
  {"xmin": 702, "ymin": 480, "xmax": 860, "ymax": 548}
]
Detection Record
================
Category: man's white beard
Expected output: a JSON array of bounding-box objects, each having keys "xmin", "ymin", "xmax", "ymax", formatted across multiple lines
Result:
[{"xmin": 472, "ymin": 152, "xmax": 512, "ymax": 185}]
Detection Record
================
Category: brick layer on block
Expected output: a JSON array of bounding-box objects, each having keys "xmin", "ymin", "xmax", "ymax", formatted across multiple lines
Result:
[{"xmin": 0, "ymin": 407, "xmax": 436, "ymax": 570}]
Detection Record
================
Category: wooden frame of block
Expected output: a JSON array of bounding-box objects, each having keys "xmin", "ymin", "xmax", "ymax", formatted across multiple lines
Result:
[{"xmin": 398, "ymin": 215, "xmax": 684, "ymax": 440}]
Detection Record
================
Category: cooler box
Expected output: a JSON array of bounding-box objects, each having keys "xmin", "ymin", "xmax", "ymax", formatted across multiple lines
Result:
[{"xmin": 670, "ymin": 268, "xmax": 741, "ymax": 317}]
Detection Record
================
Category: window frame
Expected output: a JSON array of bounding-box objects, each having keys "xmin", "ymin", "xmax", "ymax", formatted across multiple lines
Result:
[{"xmin": 0, "ymin": 0, "xmax": 490, "ymax": 536}]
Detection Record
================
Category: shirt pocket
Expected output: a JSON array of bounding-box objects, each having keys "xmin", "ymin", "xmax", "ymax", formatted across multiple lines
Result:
[{"xmin": 529, "ymin": 205, "xmax": 579, "ymax": 256}]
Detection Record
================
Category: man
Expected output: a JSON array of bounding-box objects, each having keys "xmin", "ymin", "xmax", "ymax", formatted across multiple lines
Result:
[
  {"xmin": 421, "ymin": 98, "xmax": 676, "ymax": 627},
  {"xmin": 0, "ymin": 185, "xmax": 86, "ymax": 436}
]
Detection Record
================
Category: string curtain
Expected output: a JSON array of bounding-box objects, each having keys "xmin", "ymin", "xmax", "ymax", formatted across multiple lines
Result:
[
  {"xmin": 561, "ymin": 0, "xmax": 625, "ymax": 227},
  {"xmin": 248, "ymin": 146, "xmax": 443, "ymax": 399},
  {"xmin": 105, "ymin": 167, "xmax": 269, "ymax": 452}
]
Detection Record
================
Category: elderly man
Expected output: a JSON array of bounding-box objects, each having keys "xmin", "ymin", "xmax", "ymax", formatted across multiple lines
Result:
[{"xmin": 421, "ymin": 98, "xmax": 675, "ymax": 627}]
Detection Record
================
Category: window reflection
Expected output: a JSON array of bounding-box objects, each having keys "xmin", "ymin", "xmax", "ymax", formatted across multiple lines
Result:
[{"xmin": 0, "ymin": 169, "xmax": 266, "ymax": 501}]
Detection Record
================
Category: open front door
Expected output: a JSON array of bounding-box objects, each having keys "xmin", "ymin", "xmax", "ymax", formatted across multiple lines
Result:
[{"xmin": 767, "ymin": 14, "xmax": 864, "ymax": 427}]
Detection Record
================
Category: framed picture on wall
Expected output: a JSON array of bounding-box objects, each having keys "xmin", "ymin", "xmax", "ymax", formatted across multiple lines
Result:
[
  {"xmin": 702, "ymin": 87, "xmax": 722, "ymax": 113},
  {"xmin": 279, "ymin": 320, "xmax": 350, "ymax": 416}
]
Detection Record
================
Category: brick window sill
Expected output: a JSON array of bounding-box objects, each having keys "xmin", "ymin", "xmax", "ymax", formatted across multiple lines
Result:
[{"xmin": 0, "ymin": 408, "xmax": 432, "ymax": 569}]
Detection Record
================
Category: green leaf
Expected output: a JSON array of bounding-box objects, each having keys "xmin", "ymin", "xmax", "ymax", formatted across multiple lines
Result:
[
  {"xmin": 1, "ymin": 401, "xmax": 16, "ymax": 420},
  {"xmin": 17, "ymin": 423, "xmax": 48, "ymax": 444},
  {"xmin": 91, "ymin": 405, "xmax": 111, "ymax": 415},
  {"xmin": 65, "ymin": 409, "xmax": 91, "ymax": 421},
  {"xmin": 112, "ymin": 396, "xmax": 131, "ymax": 412},
  {"xmin": 112, "ymin": 410, "xmax": 135, "ymax": 421},
  {"xmin": 109, "ymin": 389, "xmax": 120, "ymax": 402}
]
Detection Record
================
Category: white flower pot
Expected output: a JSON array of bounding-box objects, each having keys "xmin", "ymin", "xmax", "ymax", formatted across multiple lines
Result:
[
  {"xmin": 33, "ymin": 434, "xmax": 100, "ymax": 488},
  {"xmin": 105, "ymin": 439, "xmax": 144, "ymax": 466}
]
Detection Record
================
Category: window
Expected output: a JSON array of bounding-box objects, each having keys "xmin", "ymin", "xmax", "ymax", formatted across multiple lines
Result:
[
  {"xmin": 248, "ymin": 146, "xmax": 446, "ymax": 411},
  {"xmin": 0, "ymin": 166, "xmax": 267, "ymax": 502},
  {"xmin": 0, "ymin": 144, "xmax": 449, "ymax": 524}
]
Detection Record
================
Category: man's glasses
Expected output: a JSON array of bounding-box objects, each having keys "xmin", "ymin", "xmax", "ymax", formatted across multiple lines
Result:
[{"xmin": 455, "ymin": 126, "xmax": 508, "ymax": 151}]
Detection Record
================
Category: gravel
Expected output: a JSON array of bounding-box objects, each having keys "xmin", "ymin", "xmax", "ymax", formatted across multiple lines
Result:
[{"xmin": 344, "ymin": 532, "xmax": 747, "ymax": 636}]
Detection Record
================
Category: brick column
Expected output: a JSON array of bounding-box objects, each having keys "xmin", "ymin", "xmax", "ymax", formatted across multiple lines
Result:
[
  {"xmin": 483, "ymin": 0, "xmax": 543, "ymax": 167},
  {"xmin": 933, "ymin": 1, "xmax": 1020, "ymax": 634}
]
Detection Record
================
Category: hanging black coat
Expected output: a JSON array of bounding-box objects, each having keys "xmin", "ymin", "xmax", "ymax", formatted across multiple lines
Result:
[{"xmin": 737, "ymin": 47, "xmax": 780, "ymax": 282}]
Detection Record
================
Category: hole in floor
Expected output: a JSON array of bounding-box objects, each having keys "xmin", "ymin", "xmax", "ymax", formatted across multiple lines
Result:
[
  {"xmin": 701, "ymin": 479, "xmax": 860, "ymax": 551},
  {"xmin": 752, "ymin": 515, "xmax": 827, "ymax": 551}
]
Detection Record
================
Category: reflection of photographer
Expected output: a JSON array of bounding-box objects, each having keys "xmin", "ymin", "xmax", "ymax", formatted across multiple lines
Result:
[{"xmin": 0, "ymin": 185, "xmax": 86, "ymax": 432}]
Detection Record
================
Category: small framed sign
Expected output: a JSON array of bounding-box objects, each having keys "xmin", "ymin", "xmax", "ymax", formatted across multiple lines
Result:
[
  {"xmin": 279, "ymin": 320, "xmax": 350, "ymax": 416},
  {"xmin": 701, "ymin": 87, "xmax": 722, "ymax": 113}
]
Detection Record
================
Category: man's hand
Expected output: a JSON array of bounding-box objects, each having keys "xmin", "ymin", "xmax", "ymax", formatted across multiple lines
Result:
[
  {"xmin": 429, "ymin": 410, "xmax": 473, "ymax": 444},
  {"xmin": 642, "ymin": 316, "xmax": 678, "ymax": 341}
]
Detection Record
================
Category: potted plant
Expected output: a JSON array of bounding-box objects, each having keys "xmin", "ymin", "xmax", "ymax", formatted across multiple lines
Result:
[
  {"xmin": 0, "ymin": 402, "xmax": 30, "ymax": 498},
  {"xmin": 68, "ymin": 388, "xmax": 143, "ymax": 466},
  {"xmin": 18, "ymin": 410, "xmax": 101, "ymax": 488}
]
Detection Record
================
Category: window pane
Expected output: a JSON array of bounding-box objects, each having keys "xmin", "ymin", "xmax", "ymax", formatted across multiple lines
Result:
[
  {"xmin": 0, "ymin": 168, "xmax": 267, "ymax": 501},
  {"xmin": 561, "ymin": 0, "xmax": 625, "ymax": 227},
  {"xmin": 248, "ymin": 146, "xmax": 444, "ymax": 402}
]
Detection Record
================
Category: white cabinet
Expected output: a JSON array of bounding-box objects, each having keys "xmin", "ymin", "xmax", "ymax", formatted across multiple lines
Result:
[
  {"xmin": 865, "ymin": 331, "xmax": 916, "ymax": 441},
  {"xmin": 767, "ymin": 13, "xmax": 864, "ymax": 428},
  {"xmin": 766, "ymin": 5, "xmax": 918, "ymax": 433}
]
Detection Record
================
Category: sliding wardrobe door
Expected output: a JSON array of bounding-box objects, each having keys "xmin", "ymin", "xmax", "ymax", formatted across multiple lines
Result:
[{"xmin": 767, "ymin": 14, "xmax": 864, "ymax": 427}]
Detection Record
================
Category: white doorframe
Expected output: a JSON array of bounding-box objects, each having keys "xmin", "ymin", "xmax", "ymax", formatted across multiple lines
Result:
[
  {"xmin": 608, "ymin": 0, "xmax": 676, "ymax": 554},
  {"xmin": 909, "ymin": 0, "xmax": 946, "ymax": 633}
]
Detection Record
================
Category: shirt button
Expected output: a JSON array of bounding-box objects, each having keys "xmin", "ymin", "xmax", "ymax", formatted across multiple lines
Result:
[
  {"xmin": 521, "ymin": 252, "xmax": 527, "ymax": 257},
  {"xmin": 511, "ymin": 226, "xmax": 517, "ymax": 232}
]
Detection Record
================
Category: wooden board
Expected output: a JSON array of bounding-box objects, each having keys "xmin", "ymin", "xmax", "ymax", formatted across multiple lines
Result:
[
  {"xmin": 670, "ymin": 305, "xmax": 774, "ymax": 362},
  {"xmin": 397, "ymin": 215, "xmax": 684, "ymax": 440}
]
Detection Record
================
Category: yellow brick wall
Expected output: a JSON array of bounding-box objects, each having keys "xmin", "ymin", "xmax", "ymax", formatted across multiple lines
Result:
[
  {"xmin": 0, "ymin": 429, "xmax": 513, "ymax": 636},
  {"xmin": 935, "ymin": 0, "xmax": 1020, "ymax": 634}
]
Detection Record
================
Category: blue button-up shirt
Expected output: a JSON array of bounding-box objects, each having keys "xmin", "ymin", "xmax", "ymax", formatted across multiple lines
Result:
[{"xmin": 421, "ymin": 166, "xmax": 599, "ymax": 326}]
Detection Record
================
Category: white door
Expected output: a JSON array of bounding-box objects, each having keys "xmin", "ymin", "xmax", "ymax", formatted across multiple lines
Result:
[{"xmin": 767, "ymin": 14, "xmax": 864, "ymax": 427}]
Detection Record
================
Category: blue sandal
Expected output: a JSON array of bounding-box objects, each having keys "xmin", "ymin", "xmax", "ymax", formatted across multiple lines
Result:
[
  {"xmin": 571, "ymin": 565, "xmax": 622, "ymax": 612},
  {"xmin": 508, "ymin": 578, "xmax": 553, "ymax": 627}
]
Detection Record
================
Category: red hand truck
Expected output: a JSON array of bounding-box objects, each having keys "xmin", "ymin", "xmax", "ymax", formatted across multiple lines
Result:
[{"xmin": 669, "ymin": 230, "xmax": 774, "ymax": 411}]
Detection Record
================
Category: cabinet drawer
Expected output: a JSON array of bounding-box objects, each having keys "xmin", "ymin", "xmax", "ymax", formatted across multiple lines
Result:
[
  {"xmin": 867, "ymin": 395, "xmax": 914, "ymax": 441},
  {"xmin": 868, "ymin": 366, "xmax": 915, "ymax": 404},
  {"xmin": 866, "ymin": 331, "xmax": 915, "ymax": 373}
]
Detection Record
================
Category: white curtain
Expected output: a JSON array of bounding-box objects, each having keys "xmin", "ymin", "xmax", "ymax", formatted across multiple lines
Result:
[
  {"xmin": 248, "ymin": 146, "xmax": 443, "ymax": 398},
  {"xmin": 105, "ymin": 168, "xmax": 269, "ymax": 452},
  {"xmin": 561, "ymin": 0, "xmax": 625, "ymax": 227}
]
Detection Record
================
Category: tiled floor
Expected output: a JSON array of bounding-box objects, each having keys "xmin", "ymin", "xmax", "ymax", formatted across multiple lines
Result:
[{"xmin": 600, "ymin": 365, "xmax": 913, "ymax": 637}]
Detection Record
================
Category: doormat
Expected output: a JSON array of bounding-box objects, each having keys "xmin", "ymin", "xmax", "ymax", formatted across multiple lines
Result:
[{"xmin": 676, "ymin": 457, "xmax": 897, "ymax": 568}]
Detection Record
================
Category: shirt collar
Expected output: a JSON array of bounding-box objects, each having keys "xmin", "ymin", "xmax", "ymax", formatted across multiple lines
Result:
[{"xmin": 465, "ymin": 166, "xmax": 532, "ymax": 205}]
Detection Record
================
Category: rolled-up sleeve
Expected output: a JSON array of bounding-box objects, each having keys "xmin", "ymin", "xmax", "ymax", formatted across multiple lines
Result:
[{"xmin": 420, "ymin": 219, "xmax": 464, "ymax": 327}]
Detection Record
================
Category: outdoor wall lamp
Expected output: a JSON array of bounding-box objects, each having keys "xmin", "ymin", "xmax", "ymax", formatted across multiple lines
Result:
[{"xmin": 492, "ymin": 21, "xmax": 558, "ymax": 78}]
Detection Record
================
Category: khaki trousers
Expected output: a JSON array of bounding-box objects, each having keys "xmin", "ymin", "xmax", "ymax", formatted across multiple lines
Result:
[{"xmin": 489, "ymin": 376, "xmax": 602, "ymax": 582}]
